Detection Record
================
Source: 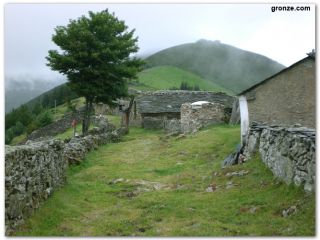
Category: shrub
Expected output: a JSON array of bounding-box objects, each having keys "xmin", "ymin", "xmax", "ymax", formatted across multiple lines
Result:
[{"xmin": 37, "ymin": 110, "xmax": 53, "ymax": 127}]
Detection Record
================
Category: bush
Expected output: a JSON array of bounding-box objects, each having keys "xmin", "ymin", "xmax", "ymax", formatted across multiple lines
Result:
[
  {"xmin": 5, "ymin": 128, "xmax": 14, "ymax": 144},
  {"xmin": 13, "ymin": 121, "xmax": 25, "ymax": 136},
  {"xmin": 26, "ymin": 121, "xmax": 39, "ymax": 135},
  {"xmin": 37, "ymin": 110, "xmax": 53, "ymax": 127}
]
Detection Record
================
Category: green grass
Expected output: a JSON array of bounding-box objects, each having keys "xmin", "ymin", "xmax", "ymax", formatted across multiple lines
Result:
[
  {"xmin": 50, "ymin": 97, "xmax": 85, "ymax": 121},
  {"xmin": 10, "ymin": 133, "xmax": 27, "ymax": 145},
  {"xmin": 55, "ymin": 123, "xmax": 84, "ymax": 140},
  {"xmin": 13, "ymin": 125, "xmax": 315, "ymax": 236},
  {"xmin": 106, "ymin": 114, "xmax": 121, "ymax": 128},
  {"xmin": 132, "ymin": 66, "xmax": 230, "ymax": 93}
]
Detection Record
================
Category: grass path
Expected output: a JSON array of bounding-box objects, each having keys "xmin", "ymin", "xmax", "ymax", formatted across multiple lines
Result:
[{"xmin": 15, "ymin": 126, "xmax": 315, "ymax": 236}]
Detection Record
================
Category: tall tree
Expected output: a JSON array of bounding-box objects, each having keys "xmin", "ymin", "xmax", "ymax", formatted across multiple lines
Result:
[{"xmin": 46, "ymin": 9, "xmax": 143, "ymax": 134}]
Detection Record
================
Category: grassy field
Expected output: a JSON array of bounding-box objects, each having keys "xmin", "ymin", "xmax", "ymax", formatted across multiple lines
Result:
[
  {"xmin": 132, "ymin": 66, "xmax": 230, "ymax": 93},
  {"xmin": 14, "ymin": 125, "xmax": 315, "ymax": 236}
]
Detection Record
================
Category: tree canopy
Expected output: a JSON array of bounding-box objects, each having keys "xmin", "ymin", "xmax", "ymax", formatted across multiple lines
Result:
[{"xmin": 46, "ymin": 9, "xmax": 143, "ymax": 133}]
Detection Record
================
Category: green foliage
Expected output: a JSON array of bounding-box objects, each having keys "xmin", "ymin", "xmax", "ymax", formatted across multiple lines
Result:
[
  {"xmin": 14, "ymin": 126, "xmax": 314, "ymax": 236},
  {"xmin": 66, "ymin": 99, "xmax": 76, "ymax": 113},
  {"xmin": 5, "ymin": 128, "xmax": 14, "ymax": 144},
  {"xmin": 179, "ymin": 81, "xmax": 200, "ymax": 91},
  {"xmin": 145, "ymin": 39, "xmax": 285, "ymax": 93},
  {"xmin": 46, "ymin": 9, "xmax": 144, "ymax": 134},
  {"xmin": 16, "ymin": 105, "xmax": 32, "ymax": 127},
  {"xmin": 46, "ymin": 9, "xmax": 144, "ymax": 105},
  {"xmin": 13, "ymin": 121, "xmax": 25, "ymax": 135},
  {"xmin": 32, "ymin": 101, "xmax": 43, "ymax": 115},
  {"xmin": 26, "ymin": 121, "xmax": 38, "ymax": 135},
  {"xmin": 36, "ymin": 110, "xmax": 53, "ymax": 128},
  {"xmin": 180, "ymin": 81, "xmax": 191, "ymax": 90}
]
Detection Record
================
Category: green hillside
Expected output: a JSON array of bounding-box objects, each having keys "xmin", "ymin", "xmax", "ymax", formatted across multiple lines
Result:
[
  {"xmin": 132, "ymin": 66, "xmax": 230, "ymax": 93},
  {"xmin": 145, "ymin": 39, "xmax": 285, "ymax": 93}
]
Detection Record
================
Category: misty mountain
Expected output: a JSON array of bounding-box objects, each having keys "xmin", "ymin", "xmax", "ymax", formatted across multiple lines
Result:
[
  {"xmin": 5, "ymin": 76, "xmax": 66, "ymax": 113},
  {"xmin": 145, "ymin": 39, "xmax": 286, "ymax": 93}
]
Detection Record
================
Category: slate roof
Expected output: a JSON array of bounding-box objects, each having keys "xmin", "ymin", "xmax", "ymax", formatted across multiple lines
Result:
[{"xmin": 136, "ymin": 90, "xmax": 235, "ymax": 114}]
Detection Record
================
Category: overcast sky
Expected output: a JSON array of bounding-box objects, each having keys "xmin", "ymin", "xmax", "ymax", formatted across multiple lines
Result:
[{"xmin": 4, "ymin": 3, "xmax": 315, "ymax": 82}]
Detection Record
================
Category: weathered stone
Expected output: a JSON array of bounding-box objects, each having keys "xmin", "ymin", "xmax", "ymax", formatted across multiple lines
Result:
[
  {"xmin": 181, "ymin": 102, "xmax": 226, "ymax": 134},
  {"xmin": 222, "ymin": 144, "xmax": 243, "ymax": 167},
  {"xmin": 5, "ymin": 116, "xmax": 129, "ymax": 234},
  {"xmin": 136, "ymin": 90, "xmax": 234, "ymax": 130},
  {"xmin": 164, "ymin": 119, "xmax": 181, "ymax": 134},
  {"xmin": 282, "ymin": 206, "xmax": 297, "ymax": 217},
  {"xmin": 243, "ymin": 122, "xmax": 315, "ymax": 191},
  {"xmin": 5, "ymin": 139, "xmax": 66, "ymax": 233}
]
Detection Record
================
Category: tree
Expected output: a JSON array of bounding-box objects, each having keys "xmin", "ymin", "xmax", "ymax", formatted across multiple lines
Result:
[
  {"xmin": 36, "ymin": 110, "xmax": 53, "ymax": 127},
  {"xmin": 46, "ymin": 9, "xmax": 144, "ymax": 134},
  {"xmin": 32, "ymin": 101, "xmax": 43, "ymax": 115}
]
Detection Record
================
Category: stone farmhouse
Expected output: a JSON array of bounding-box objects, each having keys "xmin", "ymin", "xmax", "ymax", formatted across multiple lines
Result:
[
  {"xmin": 236, "ymin": 53, "xmax": 316, "ymax": 191},
  {"xmin": 135, "ymin": 90, "xmax": 235, "ymax": 129},
  {"xmin": 237, "ymin": 54, "xmax": 315, "ymax": 143}
]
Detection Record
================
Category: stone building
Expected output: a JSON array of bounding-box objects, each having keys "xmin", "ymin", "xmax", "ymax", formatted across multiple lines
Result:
[
  {"xmin": 136, "ymin": 90, "xmax": 235, "ymax": 129},
  {"xmin": 238, "ymin": 55, "xmax": 315, "ymax": 142}
]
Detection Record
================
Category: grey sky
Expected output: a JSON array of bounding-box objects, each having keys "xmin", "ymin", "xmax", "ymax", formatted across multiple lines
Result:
[{"xmin": 4, "ymin": 3, "xmax": 315, "ymax": 82}]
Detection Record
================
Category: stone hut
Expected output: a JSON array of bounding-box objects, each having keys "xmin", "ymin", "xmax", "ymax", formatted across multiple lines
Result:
[
  {"xmin": 136, "ymin": 90, "xmax": 235, "ymax": 129},
  {"xmin": 237, "ymin": 54, "xmax": 315, "ymax": 143}
]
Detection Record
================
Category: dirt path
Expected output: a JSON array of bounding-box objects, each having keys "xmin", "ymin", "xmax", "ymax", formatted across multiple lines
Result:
[{"xmin": 15, "ymin": 126, "xmax": 315, "ymax": 236}]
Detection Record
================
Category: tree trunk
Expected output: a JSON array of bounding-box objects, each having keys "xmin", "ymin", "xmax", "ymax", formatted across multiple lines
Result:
[{"xmin": 82, "ymin": 97, "xmax": 93, "ymax": 135}]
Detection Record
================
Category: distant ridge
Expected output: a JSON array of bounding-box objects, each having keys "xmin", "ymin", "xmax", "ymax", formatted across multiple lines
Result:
[{"xmin": 145, "ymin": 39, "xmax": 285, "ymax": 93}]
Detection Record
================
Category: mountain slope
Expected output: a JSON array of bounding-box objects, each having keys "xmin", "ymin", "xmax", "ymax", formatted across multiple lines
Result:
[
  {"xmin": 132, "ymin": 66, "xmax": 230, "ymax": 93},
  {"xmin": 5, "ymin": 77, "xmax": 66, "ymax": 113},
  {"xmin": 145, "ymin": 39, "xmax": 285, "ymax": 93}
]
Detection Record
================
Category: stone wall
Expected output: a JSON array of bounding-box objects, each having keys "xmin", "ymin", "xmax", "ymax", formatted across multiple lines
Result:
[
  {"xmin": 164, "ymin": 119, "xmax": 181, "ymax": 134},
  {"xmin": 5, "ymin": 139, "xmax": 66, "ymax": 233},
  {"xmin": 27, "ymin": 110, "xmax": 84, "ymax": 141},
  {"xmin": 141, "ymin": 112, "xmax": 180, "ymax": 129},
  {"xmin": 244, "ymin": 122, "xmax": 315, "ymax": 191},
  {"xmin": 5, "ymin": 117, "xmax": 128, "ymax": 234},
  {"xmin": 181, "ymin": 102, "xmax": 226, "ymax": 133},
  {"xmin": 243, "ymin": 57, "xmax": 315, "ymax": 128}
]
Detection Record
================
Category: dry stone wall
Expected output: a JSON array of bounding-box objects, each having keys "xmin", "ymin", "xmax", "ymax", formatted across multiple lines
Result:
[
  {"xmin": 5, "ymin": 139, "xmax": 66, "ymax": 233},
  {"xmin": 5, "ymin": 117, "xmax": 128, "ymax": 234},
  {"xmin": 181, "ymin": 102, "xmax": 226, "ymax": 133},
  {"xmin": 244, "ymin": 122, "xmax": 315, "ymax": 191}
]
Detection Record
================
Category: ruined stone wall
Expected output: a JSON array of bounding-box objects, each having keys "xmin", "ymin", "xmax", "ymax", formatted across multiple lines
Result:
[
  {"xmin": 244, "ymin": 122, "xmax": 315, "ymax": 191},
  {"xmin": 27, "ymin": 110, "xmax": 83, "ymax": 141},
  {"xmin": 5, "ymin": 140, "xmax": 66, "ymax": 233},
  {"xmin": 181, "ymin": 102, "xmax": 226, "ymax": 133},
  {"xmin": 5, "ymin": 117, "xmax": 128, "ymax": 234},
  {"xmin": 164, "ymin": 119, "xmax": 181, "ymax": 134},
  {"xmin": 243, "ymin": 58, "xmax": 315, "ymax": 128},
  {"xmin": 141, "ymin": 112, "xmax": 180, "ymax": 129}
]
